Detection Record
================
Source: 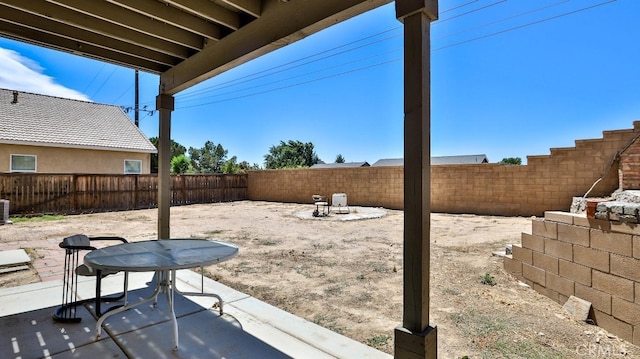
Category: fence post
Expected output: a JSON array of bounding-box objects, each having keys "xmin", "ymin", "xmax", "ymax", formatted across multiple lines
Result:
[{"xmin": 71, "ymin": 174, "xmax": 77, "ymax": 213}]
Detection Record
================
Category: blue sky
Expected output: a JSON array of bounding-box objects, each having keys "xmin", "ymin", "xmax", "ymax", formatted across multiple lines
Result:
[{"xmin": 0, "ymin": 0, "xmax": 638, "ymax": 166}]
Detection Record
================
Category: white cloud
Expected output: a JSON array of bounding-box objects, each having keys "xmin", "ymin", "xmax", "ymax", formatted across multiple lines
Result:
[{"xmin": 0, "ymin": 48, "xmax": 90, "ymax": 101}]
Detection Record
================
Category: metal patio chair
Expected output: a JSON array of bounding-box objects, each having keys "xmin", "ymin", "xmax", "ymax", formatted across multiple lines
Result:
[{"xmin": 53, "ymin": 234, "xmax": 129, "ymax": 322}]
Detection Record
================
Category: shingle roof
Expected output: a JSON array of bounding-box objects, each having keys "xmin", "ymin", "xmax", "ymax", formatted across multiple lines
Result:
[
  {"xmin": 371, "ymin": 158, "xmax": 403, "ymax": 167},
  {"xmin": 373, "ymin": 155, "xmax": 489, "ymax": 166},
  {"xmin": 432, "ymin": 154, "xmax": 488, "ymax": 164},
  {"xmin": 0, "ymin": 89, "xmax": 156, "ymax": 153},
  {"xmin": 310, "ymin": 161, "xmax": 370, "ymax": 169}
]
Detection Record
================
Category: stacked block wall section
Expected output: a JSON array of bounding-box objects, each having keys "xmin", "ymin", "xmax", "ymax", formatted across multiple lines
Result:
[
  {"xmin": 504, "ymin": 211, "xmax": 640, "ymax": 344},
  {"xmin": 620, "ymin": 133, "xmax": 640, "ymax": 190}
]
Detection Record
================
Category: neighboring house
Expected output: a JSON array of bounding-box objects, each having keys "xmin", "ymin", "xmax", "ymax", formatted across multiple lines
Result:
[
  {"xmin": 372, "ymin": 154, "xmax": 489, "ymax": 166},
  {"xmin": 371, "ymin": 158, "xmax": 404, "ymax": 167},
  {"xmin": 310, "ymin": 161, "xmax": 370, "ymax": 169},
  {"xmin": 0, "ymin": 89, "xmax": 157, "ymax": 174}
]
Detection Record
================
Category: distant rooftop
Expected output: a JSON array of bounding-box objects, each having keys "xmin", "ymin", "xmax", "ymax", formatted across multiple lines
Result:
[
  {"xmin": 0, "ymin": 88, "xmax": 156, "ymax": 153},
  {"xmin": 372, "ymin": 155, "xmax": 489, "ymax": 166},
  {"xmin": 432, "ymin": 154, "xmax": 489, "ymax": 165},
  {"xmin": 311, "ymin": 161, "xmax": 370, "ymax": 169}
]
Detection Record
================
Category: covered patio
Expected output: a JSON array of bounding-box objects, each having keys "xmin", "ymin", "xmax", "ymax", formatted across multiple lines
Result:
[
  {"xmin": 0, "ymin": 1, "xmax": 438, "ymax": 357},
  {"xmin": 0, "ymin": 270, "xmax": 390, "ymax": 358}
]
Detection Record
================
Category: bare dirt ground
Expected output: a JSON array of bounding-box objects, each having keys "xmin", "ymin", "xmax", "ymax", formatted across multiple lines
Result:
[{"xmin": 1, "ymin": 200, "xmax": 637, "ymax": 358}]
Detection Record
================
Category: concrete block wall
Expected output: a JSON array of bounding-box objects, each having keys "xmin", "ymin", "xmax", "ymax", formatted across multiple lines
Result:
[
  {"xmin": 505, "ymin": 211, "xmax": 640, "ymax": 344},
  {"xmin": 248, "ymin": 121, "xmax": 640, "ymax": 216},
  {"xmin": 248, "ymin": 166, "xmax": 404, "ymax": 209}
]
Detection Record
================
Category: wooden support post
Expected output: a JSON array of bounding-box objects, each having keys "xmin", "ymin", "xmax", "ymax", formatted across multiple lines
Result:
[
  {"xmin": 156, "ymin": 94, "xmax": 174, "ymax": 239},
  {"xmin": 395, "ymin": 1, "xmax": 438, "ymax": 358}
]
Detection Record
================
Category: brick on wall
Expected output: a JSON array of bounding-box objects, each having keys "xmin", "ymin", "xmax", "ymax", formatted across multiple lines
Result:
[
  {"xmin": 511, "ymin": 244, "xmax": 532, "ymax": 265},
  {"xmin": 523, "ymin": 263, "xmax": 545, "ymax": 286},
  {"xmin": 533, "ymin": 252, "xmax": 558, "ymax": 275},
  {"xmin": 546, "ymin": 272, "xmax": 574, "ymax": 298},
  {"xmin": 503, "ymin": 255, "xmax": 522, "ymax": 277},
  {"xmin": 574, "ymin": 245, "xmax": 610, "ymax": 273},
  {"xmin": 532, "ymin": 219, "xmax": 558, "ymax": 239},
  {"xmin": 591, "ymin": 230, "xmax": 632, "ymax": 256},
  {"xmin": 557, "ymin": 223, "xmax": 590, "ymax": 247},
  {"xmin": 575, "ymin": 283, "xmax": 612, "ymax": 315},
  {"xmin": 612, "ymin": 297, "xmax": 640, "ymax": 326},
  {"xmin": 559, "ymin": 259, "xmax": 591, "ymax": 286},
  {"xmin": 611, "ymin": 254, "xmax": 640, "ymax": 282},
  {"xmin": 592, "ymin": 309, "xmax": 634, "ymax": 343},
  {"xmin": 592, "ymin": 270, "xmax": 634, "ymax": 302},
  {"xmin": 544, "ymin": 238, "xmax": 572, "ymax": 261},
  {"xmin": 521, "ymin": 233, "xmax": 544, "ymax": 252}
]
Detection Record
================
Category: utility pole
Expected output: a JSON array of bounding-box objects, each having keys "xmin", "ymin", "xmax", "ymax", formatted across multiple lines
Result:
[{"xmin": 134, "ymin": 69, "xmax": 140, "ymax": 127}]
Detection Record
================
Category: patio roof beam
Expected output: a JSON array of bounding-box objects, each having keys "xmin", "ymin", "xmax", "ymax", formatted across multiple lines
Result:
[
  {"xmin": 0, "ymin": 0, "xmax": 190, "ymax": 59},
  {"xmin": 48, "ymin": 0, "xmax": 205, "ymax": 51},
  {"xmin": 106, "ymin": 0, "xmax": 224, "ymax": 40},
  {"xmin": 220, "ymin": 0, "xmax": 262, "ymax": 18},
  {"xmin": 164, "ymin": 0, "xmax": 242, "ymax": 30},
  {"xmin": 0, "ymin": 14, "xmax": 175, "ymax": 72}
]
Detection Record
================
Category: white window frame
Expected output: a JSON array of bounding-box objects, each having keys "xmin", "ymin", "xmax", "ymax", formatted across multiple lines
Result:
[
  {"xmin": 124, "ymin": 159, "xmax": 142, "ymax": 174},
  {"xmin": 10, "ymin": 154, "xmax": 37, "ymax": 173}
]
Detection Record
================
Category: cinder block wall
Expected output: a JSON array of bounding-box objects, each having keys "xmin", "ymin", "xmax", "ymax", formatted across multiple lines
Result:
[
  {"xmin": 505, "ymin": 211, "xmax": 640, "ymax": 345},
  {"xmin": 248, "ymin": 121, "xmax": 640, "ymax": 216},
  {"xmin": 248, "ymin": 166, "xmax": 404, "ymax": 209}
]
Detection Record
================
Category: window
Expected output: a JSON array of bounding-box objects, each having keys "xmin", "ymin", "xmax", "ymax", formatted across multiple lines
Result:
[
  {"xmin": 124, "ymin": 160, "xmax": 142, "ymax": 174},
  {"xmin": 11, "ymin": 154, "xmax": 36, "ymax": 172}
]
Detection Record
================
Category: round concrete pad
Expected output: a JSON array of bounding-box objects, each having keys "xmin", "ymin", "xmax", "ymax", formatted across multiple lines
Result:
[{"xmin": 293, "ymin": 206, "xmax": 387, "ymax": 221}]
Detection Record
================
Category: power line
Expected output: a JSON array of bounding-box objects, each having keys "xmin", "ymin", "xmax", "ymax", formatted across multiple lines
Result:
[
  {"xmin": 176, "ymin": 58, "xmax": 400, "ymax": 110},
  {"xmin": 440, "ymin": 0, "xmax": 480, "ymax": 15},
  {"xmin": 178, "ymin": 26, "xmax": 402, "ymax": 99},
  {"xmin": 177, "ymin": 48, "xmax": 401, "ymax": 105},
  {"xmin": 89, "ymin": 66, "xmax": 118, "ymax": 98},
  {"xmin": 435, "ymin": 0, "xmax": 572, "ymax": 41},
  {"xmin": 433, "ymin": 0, "xmax": 617, "ymax": 51},
  {"xmin": 178, "ymin": 34, "xmax": 401, "ymax": 100},
  {"xmin": 111, "ymin": 82, "xmax": 134, "ymax": 104},
  {"xmin": 437, "ymin": 0, "xmax": 508, "ymax": 23},
  {"xmin": 132, "ymin": 0, "xmax": 617, "ymax": 110},
  {"xmin": 82, "ymin": 62, "xmax": 106, "ymax": 93}
]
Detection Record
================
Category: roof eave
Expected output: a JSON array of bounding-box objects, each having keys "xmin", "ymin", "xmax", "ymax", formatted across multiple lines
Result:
[{"xmin": 0, "ymin": 139, "xmax": 157, "ymax": 154}]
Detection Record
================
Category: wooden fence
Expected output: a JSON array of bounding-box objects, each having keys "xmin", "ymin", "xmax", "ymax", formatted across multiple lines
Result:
[{"xmin": 0, "ymin": 173, "xmax": 248, "ymax": 216}]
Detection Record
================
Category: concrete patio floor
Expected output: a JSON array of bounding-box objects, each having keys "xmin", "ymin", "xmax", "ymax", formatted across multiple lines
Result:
[{"xmin": 0, "ymin": 270, "xmax": 391, "ymax": 359}]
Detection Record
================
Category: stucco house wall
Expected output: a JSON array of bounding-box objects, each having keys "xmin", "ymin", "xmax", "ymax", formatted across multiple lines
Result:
[{"xmin": 0, "ymin": 144, "xmax": 150, "ymax": 174}]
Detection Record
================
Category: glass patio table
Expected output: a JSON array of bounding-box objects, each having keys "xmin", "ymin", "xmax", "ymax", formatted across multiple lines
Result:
[{"xmin": 83, "ymin": 238, "xmax": 239, "ymax": 351}]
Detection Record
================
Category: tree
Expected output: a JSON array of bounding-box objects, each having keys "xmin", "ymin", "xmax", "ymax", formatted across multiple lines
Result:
[
  {"xmin": 239, "ymin": 161, "xmax": 261, "ymax": 172},
  {"xmin": 149, "ymin": 137, "xmax": 187, "ymax": 173},
  {"xmin": 264, "ymin": 140, "xmax": 320, "ymax": 169},
  {"xmin": 221, "ymin": 156, "xmax": 239, "ymax": 174},
  {"xmin": 500, "ymin": 157, "xmax": 522, "ymax": 165},
  {"xmin": 170, "ymin": 154, "xmax": 191, "ymax": 174},
  {"xmin": 335, "ymin": 154, "xmax": 345, "ymax": 163},
  {"xmin": 188, "ymin": 141, "xmax": 228, "ymax": 173}
]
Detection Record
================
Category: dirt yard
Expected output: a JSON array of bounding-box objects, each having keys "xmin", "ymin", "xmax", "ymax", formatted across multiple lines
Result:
[{"xmin": 0, "ymin": 201, "xmax": 637, "ymax": 358}]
